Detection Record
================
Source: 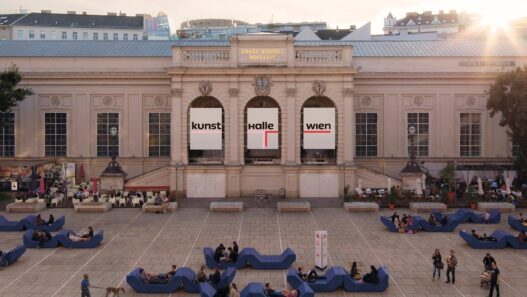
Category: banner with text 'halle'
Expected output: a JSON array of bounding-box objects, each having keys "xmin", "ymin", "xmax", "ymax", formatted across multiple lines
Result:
[
  {"xmin": 190, "ymin": 108, "xmax": 223, "ymax": 150},
  {"xmin": 303, "ymin": 108, "xmax": 335, "ymax": 149},
  {"xmin": 247, "ymin": 108, "xmax": 279, "ymax": 149}
]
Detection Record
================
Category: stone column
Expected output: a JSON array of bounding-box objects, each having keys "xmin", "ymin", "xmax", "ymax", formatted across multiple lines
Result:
[
  {"xmin": 228, "ymin": 88, "xmax": 240, "ymax": 165},
  {"xmin": 285, "ymin": 87, "xmax": 297, "ymax": 164},
  {"xmin": 343, "ymin": 87, "xmax": 355, "ymax": 164},
  {"xmin": 169, "ymin": 82, "xmax": 183, "ymax": 193}
]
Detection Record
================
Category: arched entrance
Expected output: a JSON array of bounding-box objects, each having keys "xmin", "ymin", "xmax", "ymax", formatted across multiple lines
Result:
[{"xmin": 300, "ymin": 96, "xmax": 337, "ymax": 164}]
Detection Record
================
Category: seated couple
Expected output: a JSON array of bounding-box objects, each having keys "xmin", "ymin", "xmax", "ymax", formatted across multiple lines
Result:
[
  {"xmin": 213, "ymin": 241, "xmax": 239, "ymax": 263},
  {"xmin": 471, "ymin": 230, "xmax": 497, "ymax": 242},
  {"xmin": 347, "ymin": 263, "xmax": 380, "ymax": 284},
  {"xmin": 264, "ymin": 283, "xmax": 298, "ymax": 297},
  {"xmin": 67, "ymin": 227, "xmax": 94, "ymax": 242},
  {"xmin": 139, "ymin": 265, "xmax": 177, "ymax": 284},
  {"xmin": 31, "ymin": 230, "xmax": 52, "ymax": 248},
  {"xmin": 35, "ymin": 214, "xmax": 55, "ymax": 226},
  {"xmin": 428, "ymin": 214, "xmax": 448, "ymax": 226},
  {"xmin": 193, "ymin": 266, "xmax": 223, "ymax": 285}
]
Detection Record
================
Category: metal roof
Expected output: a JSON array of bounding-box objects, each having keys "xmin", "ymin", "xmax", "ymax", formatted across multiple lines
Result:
[
  {"xmin": 13, "ymin": 12, "xmax": 143, "ymax": 30},
  {"xmin": 0, "ymin": 14, "xmax": 27, "ymax": 26},
  {"xmin": 0, "ymin": 40, "xmax": 526, "ymax": 57}
]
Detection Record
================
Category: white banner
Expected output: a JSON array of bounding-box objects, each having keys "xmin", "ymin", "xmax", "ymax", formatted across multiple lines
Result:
[
  {"xmin": 247, "ymin": 108, "xmax": 279, "ymax": 149},
  {"xmin": 315, "ymin": 230, "xmax": 328, "ymax": 269},
  {"xmin": 190, "ymin": 108, "xmax": 223, "ymax": 150},
  {"xmin": 65, "ymin": 163, "xmax": 75, "ymax": 178},
  {"xmin": 11, "ymin": 181, "xmax": 18, "ymax": 191},
  {"xmin": 303, "ymin": 108, "xmax": 335, "ymax": 149}
]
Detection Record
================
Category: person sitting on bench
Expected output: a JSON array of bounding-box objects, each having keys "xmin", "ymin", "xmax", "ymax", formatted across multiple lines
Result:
[
  {"xmin": 214, "ymin": 244, "xmax": 226, "ymax": 262},
  {"xmin": 428, "ymin": 214, "xmax": 437, "ymax": 226},
  {"xmin": 517, "ymin": 231, "xmax": 527, "ymax": 243},
  {"xmin": 208, "ymin": 268, "xmax": 221, "ymax": 285},
  {"xmin": 223, "ymin": 247, "xmax": 238, "ymax": 263},
  {"xmin": 349, "ymin": 261, "xmax": 361, "ymax": 280},
  {"xmin": 47, "ymin": 214, "xmax": 55, "ymax": 226},
  {"xmin": 297, "ymin": 266, "xmax": 319, "ymax": 282},
  {"xmin": 166, "ymin": 265, "xmax": 177, "ymax": 279},
  {"xmin": 35, "ymin": 214, "xmax": 47, "ymax": 226},
  {"xmin": 80, "ymin": 227, "xmax": 94, "ymax": 239},
  {"xmin": 440, "ymin": 216, "xmax": 448, "ymax": 226},
  {"xmin": 194, "ymin": 265, "xmax": 208, "ymax": 283},
  {"xmin": 471, "ymin": 229, "xmax": 482, "ymax": 240},
  {"xmin": 139, "ymin": 268, "xmax": 169, "ymax": 284},
  {"xmin": 362, "ymin": 266, "xmax": 379, "ymax": 284},
  {"xmin": 32, "ymin": 230, "xmax": 52, "ymax": 248}
]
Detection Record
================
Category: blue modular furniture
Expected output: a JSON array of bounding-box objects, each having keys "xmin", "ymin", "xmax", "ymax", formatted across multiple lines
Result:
[
  {"xmin": 2, "ymin": 246, "xmax": 26, "ymax": 267},
  {"xmin": 287, "ymin": 266, "xmax": 347, "ymax": 292},
  {"xmin": 244, "ymin": 248, "xmax": 296, "ymax": 270},
  {"xmin": 0, "ymin": 215, "xmax": 26, "ymax": 231},
  {"xmin": 458, "ymin": 230, "xmax": 509, "ymax": 249},
  {"xmin": 22, "ymin": 229, "xmax": 60, "ymax": 248},
  {"xmin": 204, "ymin": 247, "xmax": 296, "ymax": 270},
  {"xmin": 199, "ymin": 282, "xmax": 217, "ymax": 297},
  {"xmin": 506, "ymin": 235, "xmax": 527, "ymax": 249},
  {"xmin": 178, "ymin": 267, "xmax": 236, "ymax": 293},
  {"xmin": 508, "ymin": 215, "xmax": 527, "ymax": 232},
  {"xmin": 342, "ymin": 266, "xmax": 389, "ymax": 292},
  {"xmin": 433, "ymin": 208, "xmax": 474, "ymax": 223},
  {"xmin": 470, "ymin": 209, "xmax": 501, "ymax": 224},
  {"xmin": 239, "ymin": 282, "xmax": 314, "ymax": 297},
  {"xmin": 56, "ymin": 229, "xmax": 104, "ymax": 248},
  {"xmin": 22, "ymin": 215, "xmax": 65, "ymax": 232},
  {"xmin": 380, "ymin": 216, "xmax": 421, "ymax": 232},
  {"xmin": 126, "ymin": 267, "xmax": 183, "ymax": 293},
  {"xmin": 415, "ymin": 216, "xmax": 460, "ymax": 232}
]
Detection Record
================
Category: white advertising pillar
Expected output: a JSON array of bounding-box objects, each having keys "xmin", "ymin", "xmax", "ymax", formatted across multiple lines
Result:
[{"xmin": 315, "ymin": 230, "xmax": 328, "ymax": 270}]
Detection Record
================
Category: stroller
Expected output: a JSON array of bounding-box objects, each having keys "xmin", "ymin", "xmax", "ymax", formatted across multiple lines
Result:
[{"xmin": 480, "ymin": 269, "xmax": 490, "ymax": 287}]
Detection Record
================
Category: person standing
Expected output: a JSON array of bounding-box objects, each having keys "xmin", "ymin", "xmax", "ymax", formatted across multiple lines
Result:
[
  {"xmin": 489, "ymin": 261, "xmax": 500, "ymax": 297},
  {"xmin": 81, "ymin": 274, "xmax": 92, "ymax": 297},
  {"xmin": 432, "ymin": 249, "xmax": 442, "ymax": 280},
  {"xmin": 445, "ymin": 250, "xmax": 457, "ymax": 284},
  {"xmin": 483, "ymin": 253, "xmax": 495, "ymax": 270}
]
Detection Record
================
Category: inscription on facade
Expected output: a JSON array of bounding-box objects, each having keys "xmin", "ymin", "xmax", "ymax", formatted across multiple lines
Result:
[
  {"xmin": 458, "ymin": 60, "xmax": 516, "ymax": 67},
  {"xmin": 239, "ymin": 48, "xmax": 286, "ymax": 65}
]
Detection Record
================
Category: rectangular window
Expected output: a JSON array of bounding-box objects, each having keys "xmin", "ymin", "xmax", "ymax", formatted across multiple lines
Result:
[
  {"xmin": 97, "ymin": 113, "xmax": 119, "ymax": 157},
  {"xmin": 148, "ymin": 113, "xmax": 171, "ymax": 157},
  {"xmin": 93, "ymin": 32, "xmax": 98, "ymax": 41},
  {"xmin": 61, "ymin": 31, "xmax": 67, "ymax": 40},
  {"xmin": 45, "ymin": 113, "xmax": 67, "ymax": 157},
  {"xmin": 17, "ymin": 30, "xmax": 23, "ymax": 39},
  {"xmin": 123, "ymin": 33, "xmax": 128, "ymax": 41},
  {"xmin": 0, "ymin": 113, "xmax": 15, "ymax": 157},
  {"xmin": 355, "ymin": 113, "xmax": 377, "ymax": 157},
  {"xmin": 40, "ymin": 31, "xmax": 45, "ymax": 39},
  {"xmin": 113, "ymin": 33, "xmax": 118, "ymax": 40},
  {"xmin": 103, "ymin": 33, "xmax": 108, "ymax": 40},
  {"xmin": 460, "ymin": 113, "xmax": 481, "ymax": 157},
  {"xmin": 51, "ymin": 31, "xmax": 57, "ymax": 40},
  {"xmin": 133, "ymin": 34, "xmax": 138, "ymax": 40},
  {"xmin": 407, "ymin": 113, "xmax": 429, "ymax": 157},
  {"xmin": 29, "ymin": 30, "xmax": 34, "ymax": 39},
  {"xmin": 82, "ymin": 32, "xmax": 88, "ymax": 40},
  {"xmin": 72, "ymin": 32, "xmax": 78, "ymax": 40}
]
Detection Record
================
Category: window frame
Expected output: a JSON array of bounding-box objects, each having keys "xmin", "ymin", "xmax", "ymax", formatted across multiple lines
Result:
[
  {"xmin": 459, "ymin": 112, "xmax": 482, "ymax": 157},
  {"xmin": 406, "ymin": 112, "xmax": 430, "ymax": 157},
  {"xmin": 0, "ymin": 112, "xmax": 15, "ymax": 157},
  {"xmin": 44, "ymin": 112, "xmax": 67, "ymax": 157},
  {"xmin": 355, "ymin": 112, "xmax": 378, "ymax": 157},
  {"xmin": 148, "ymin": 112, "xmax": 171, "ymax": 157},
  {"xmin": 96, "ymin": 112, "xmax": 120, "ymax": 157}
]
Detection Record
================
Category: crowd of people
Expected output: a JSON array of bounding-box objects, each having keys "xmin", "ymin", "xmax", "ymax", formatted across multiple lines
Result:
[
  {"xmin": 389, "ymin": 212, "xmax": 418, "ymax": 233},
  {"xmin": 213, "ymin": 242, "xmax": 239, "ymax": 263}
]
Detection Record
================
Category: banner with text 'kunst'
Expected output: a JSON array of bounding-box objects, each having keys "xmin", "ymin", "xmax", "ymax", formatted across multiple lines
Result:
[{"xmin": 190, "ymin": 108, "xmax": 223, "ymax": 150}]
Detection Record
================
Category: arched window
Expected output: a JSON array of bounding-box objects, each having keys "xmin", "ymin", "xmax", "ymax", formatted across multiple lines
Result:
[
  {"xmin": 187, "ymin": 96, "xmax": 224, "ymax": 164},
  {"xmin": 244, "ymin": 96, "xmax": 281, "ymax": 164},
  {"xmin": 301, "ymin": 96, "xmax": 337, "ymax": 164}
]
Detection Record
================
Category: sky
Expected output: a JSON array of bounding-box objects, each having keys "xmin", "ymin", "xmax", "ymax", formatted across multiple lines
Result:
[{"xmin": 2, "ymin": 0, "xmax": 527, "ymax": 33}]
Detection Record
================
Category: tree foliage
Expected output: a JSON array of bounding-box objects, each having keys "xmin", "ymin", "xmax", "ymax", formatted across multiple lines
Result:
[
  {"xmin": 0, "ymin": 65, "xmax": 33, "ymax": 113},
  {"xmin": 487, "ymin": 67, "xmax": 527, "ymax": 184}
]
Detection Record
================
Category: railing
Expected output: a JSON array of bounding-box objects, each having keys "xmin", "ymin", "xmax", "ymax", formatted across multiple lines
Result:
[
  {"xmin": 295, "ymin": 49, "xmax": 343, "ymax": 64},
  {"xmin": 181, "ymin": 50, "xmax": 230, "ymax": 64}
]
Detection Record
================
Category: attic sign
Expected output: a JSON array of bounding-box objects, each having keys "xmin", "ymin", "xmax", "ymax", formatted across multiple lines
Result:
[
  {"xmin": 239, "ymin": 48, "xmax": 286, "ymax": 65},
  {"xmin": 458, "ymin": 60, "xmax": 516, "ymax": 67}
]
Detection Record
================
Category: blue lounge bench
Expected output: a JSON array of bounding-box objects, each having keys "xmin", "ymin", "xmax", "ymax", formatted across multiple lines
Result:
[
  {"xmin": 415, "ymin": 217, "xmax": 460, "ymax": 232},
  {"xmin": 470, "ymin": 209, "xmax": 501, "ymax": 224},
  {"xmin": 342, "ymin": 266, "xmax": 389, "ymax": 292},
  {"xmin": 22, "ymin": 230, "xmax": 60, "ymax": 248},
  {"xmin": 433, "ymin": 208, "xmax": 474, "ymax": 223},
  {"xmin": 239, "ymin": 282, "xmax": 314, "ymax": 297},
  {"xmin": 3, "ymin": 246, "xmax": 26, "ymax": 267},
  {"xmin": 22, "ymin": 215, "xmax": 65, "ymax": 232},
  {"xmin": 287, "ymin": 266, "xmax": 347, "ymax": 292},
  {"xmin": 506, "ymin": 236, "xmax": 527, "ymax": 249},
  {"xmin": 126, "ymin": 267, "xmax": 183, "ymax": 293},
  {"xmin": 178, "ymin": 267, "xmax": 236, "ymax": 293},
  {"xmin": 508, "ymin": 215, "xmax": 527, "ymax": 232},
  {"xmin": 199, "ymin": 282, "xmax": 217, "ymax": 297},
  {"xmin": 56, "ymin": 229, "xmax": 104, "ymax": 248},
  {"xmin": 458, "ymin": 230, "xmax": 509, "ymax": 249},
  {"xmin": 245, "ymin": 248, "xmax": 296, "ymax": 270},
  {"xmin": 0, "ymin": 215, "xmax": 26, "ymax": 231},
  {"xmin": 380, "ymin": 216, "xmax": 420, "ymax": 232},
  {"xmin": 204, "ymin": 247, "xmax": 248, "ymax": 269}
]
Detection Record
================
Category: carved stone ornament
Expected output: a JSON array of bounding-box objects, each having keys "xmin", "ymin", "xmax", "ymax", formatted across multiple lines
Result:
[
  {"xmin": 102, "ymin": 96, "xmax": 113, "ymax": 106},
  {"xmin": 466, "ymin": 96, "xmax": 476, "ymax": 106},
  {"xmin": 228, "ymin": 88, "xmax": 239, "ymax": 97},
  {"xmin": 312, "ymin": 80, "xmax": 326, "ymax": 97},
  {"xmin": 50, "ymin": 96, "xmax": 61, "ymax": 106},
  {"xmin": 414, "ymin": 96, "xmax": 424, "ymax": 106},
  {"xmin": 253, "ymin": 75, "xmax": 272, "ymax": 96},
  {"xmin": 154, "ymin": 96, "xmax": 166, "ymax": 107},
  {"xmin": 199, "ymin": 80, "xmax": 212, "ymax": 96},
  {"xmin": 343, "ymin": 88, "xmax": 354, "ymax": 97},
  {"xmin": 286, "ymin": 88, "xmax": 296, "ymax": 97},
  {"xmin": 361, "ymin": 96, "xmax": 372, "ymax": 107},
  {"xmin": 171, "ymin": 88, "xmax": 183, "ymax": 96}
]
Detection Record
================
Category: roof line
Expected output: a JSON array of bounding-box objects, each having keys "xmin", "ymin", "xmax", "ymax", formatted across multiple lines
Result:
[{"xmin": 11, "ymin": 13, "xmax": 30, "ymax": 25}]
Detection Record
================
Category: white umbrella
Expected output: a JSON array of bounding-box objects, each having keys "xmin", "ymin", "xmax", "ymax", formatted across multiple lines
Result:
[
  {"xmin": 421, "ymin": 174, "xmax": 426, "ymax": 191},
  {"xmin": 357, "ymin": 178, "xmax": 363, "ymax": 190},
  {"xmin": 415, "ymin": 178, "xmax": 423, "ymax": 196},
  {"xmin": 387, "ymin": 178, "xmax": 392, "ymax": 191},
  {"xmin": 505, "ymin": 177, "xmax": 512, "ymax": 195},
  {"xmin": 477, "ymin": 177, "xmax": 484, "ymax": 196}
]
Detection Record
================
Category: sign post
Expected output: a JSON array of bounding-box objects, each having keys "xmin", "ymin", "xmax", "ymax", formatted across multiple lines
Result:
[{"xmin": 315, "ymin": 230, "xmax": 328, "ymax": 270}]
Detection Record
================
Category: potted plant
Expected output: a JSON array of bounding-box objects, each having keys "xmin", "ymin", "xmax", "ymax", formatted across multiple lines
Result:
[
  {"xmin": 440, "ymin": 162, "xmax": 457, "ymax": 202},
  {"xmin": 387, "ymin": 186, "xmax": 398, "ymax": 209},
  {"xmin": 466, "ymin": 185, "xmax": 478, "ymax": 209},
  {"xmin": 343, "ymin": 184, "xmax": 353, "ymax": 203}
]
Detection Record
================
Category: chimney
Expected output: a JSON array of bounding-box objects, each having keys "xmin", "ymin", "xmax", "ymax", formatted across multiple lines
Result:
[
  {"xmin": 41, "ymin": 10, "xmax": 52, "ymax": 14},
  {"xmin": 119, "ymin": 13, "xmax": 126, "ymax": 16},
  {"xmin": 107, "ymin": 12, "xmax": 117, "ymax": 16},
  {"xmin": 67, "ymin": 11, "xmax": 76, "ymax": 15},
  {"xmin": 82, "ymin": 11, "xmax": 87, "ymax": 15}
]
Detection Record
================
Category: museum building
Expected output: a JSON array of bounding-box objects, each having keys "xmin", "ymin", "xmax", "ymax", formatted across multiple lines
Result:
[{"xmin": 0, "ymin": 34, "xmax": 525, "ymax": 198}]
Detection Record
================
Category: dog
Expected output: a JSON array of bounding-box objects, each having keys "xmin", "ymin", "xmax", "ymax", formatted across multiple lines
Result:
[{"xmin": 105, "ymin": 287, "xmax": 125, "ymax": 297}]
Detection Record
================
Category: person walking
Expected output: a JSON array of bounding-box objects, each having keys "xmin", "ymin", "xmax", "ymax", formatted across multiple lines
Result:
[
  {"xmin": 432, "ymin": 249, "xmax": 443, "ymax": 280},
  {"xmin": 81, "ymin": 274, "xmax": 92, "ymax": 297},
  {"xmin": 483, "ymin": 253, "xmax": 495, "ymax": 270},
  {"xmin": 489, "ymin": 261, "xmax": 500, "ymax": 297},
  {"xmin": 445, "ymin": 250, "xmax": 457, "ymax": 284}
]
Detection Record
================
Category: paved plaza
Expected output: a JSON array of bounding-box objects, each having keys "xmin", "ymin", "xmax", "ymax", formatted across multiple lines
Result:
[{"xmin": 1, "ymin": 206, "xmax": 527, "ymax": 297}]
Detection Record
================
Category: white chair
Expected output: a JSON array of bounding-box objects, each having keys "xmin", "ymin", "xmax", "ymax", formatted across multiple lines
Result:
[
  {"xmin": 118, "ymin": 196, "xmax": 127, "ymax": 207},
  {"xmin": 131, "ymin": 197, "xmax": 141, "ymax": 208},
  {"xmin": 123, "ymin": 191, "xmax": 129, "ymax": 198},
  {"xmin": 67, "ymin": 189, "xmax": 75, "ymax": 199},
  {"xmin": 72, "ymin": 197, "xmax": 81, "ymax": 205},
  {"xmin": 160, "ymin": 191, "xmax": 167, "ymax": 198},
  {"xmin": 15, "ymin": 196, "xmax": 23, "ymax": 203},
  {"xmin": 365, "ymin": 188, "xmax": 372, "ymax": 195},
  {"xmin": 147, "ymin": 196, "xmax": 155, "ymax": 204},
  {"xmin": 36, "ymin": 195, "xmax": 45, "ymax": 204},
  {"xmin": 109, "ymin": 195, "xmax": 116, "ymax": 206},
  {"xmin": 51, "ymin": 194, "xmax": 63, "ymax": 207},
  {"xmin": 100, "ymin": 194, "xmax": 108, "ymax": 202},
  {"xmin": 146, "ymin": 191, "xmax": 153, "ymax": 198}
]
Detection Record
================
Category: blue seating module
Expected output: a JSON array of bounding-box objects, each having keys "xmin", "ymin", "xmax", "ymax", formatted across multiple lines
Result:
[
  {"xmin": 0, "ymin": 215, "xmax": 25, "ymax": 231},
  {"xmin": 126, "ymin": 267, "xmax": 183, "ymax": 293},
  {"xmin": 416, "ymin": 216, "xmax": 460, "ymax": 232},
  {"xmin": 508, "ymin": 215, "xmax": 527, "ymax": 232},
  {"xmin": 56, "ymin": 229, "xmax": 104, "ymax": 248},
  {"xmin": 22, "ymin": 230, "xmax": 60, "ymax": 248},
  {"xmin": 178, "ymin": 267, "xmax": 235, "ymax": 293},
  {"xmin": 204, "ymin": 247, "xmax": 296, "ymax": 270},
  {"xmin": 22, "ymin": 215, "xmax": 65, "ymax": 232},
  {"xmin": 458, "ymin": 230, "xmax": 509, "ymax": 249},
  {"xmin": 342, "ymin": 266, "xmax": 389, "ymax": 292},
  {"xmin": 287, "ymin": 267, "xmax": 347, "ymax": 292},
  {"xmin": 470, "ymin": 209, "xmax": 501, "ymax": 224},
  {"xmin": 4, "ymin": 246, "xmax": 26, "ymax": 266}
]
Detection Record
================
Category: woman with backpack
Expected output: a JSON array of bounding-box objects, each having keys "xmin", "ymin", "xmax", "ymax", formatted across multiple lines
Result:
[{"xmin": 432, "ymin": 249, "xmax": 443, "ymax": 280}]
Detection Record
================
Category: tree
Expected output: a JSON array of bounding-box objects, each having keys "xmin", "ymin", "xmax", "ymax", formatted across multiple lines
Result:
[
  {"xmin": 487, "ymin": 67, "xmax": 527, "ymax": 185},
  {"xmin": 0, "ymin": 65, "xmax": 33, "ymax": 114}
]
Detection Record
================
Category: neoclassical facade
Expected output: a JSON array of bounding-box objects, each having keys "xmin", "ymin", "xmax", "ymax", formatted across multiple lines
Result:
[{"xmin": 0, "ymin": 35, "xmax": 525, "ymax": 198}]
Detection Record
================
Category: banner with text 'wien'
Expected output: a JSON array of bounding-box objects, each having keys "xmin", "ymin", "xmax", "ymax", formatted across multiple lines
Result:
[
  {"xmin": 303, "ymin": 108, "xmax": 335, "ymax": 149},
  {"xmin": 190, "ymin": 108, "xmax": 223, "ymax": 150},
  {"xmin": 247, "ymin": 108, "xmax": 279, "ymax": 149}
]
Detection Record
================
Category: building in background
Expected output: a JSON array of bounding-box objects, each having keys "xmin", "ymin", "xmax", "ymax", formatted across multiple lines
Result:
[
  {"xmin": 145, "ymin": 12, "xmax": 171, "ymax": 40},
  {"xmin": 0, "ymin": 14, "xmax": 27, "ymax": 40}
]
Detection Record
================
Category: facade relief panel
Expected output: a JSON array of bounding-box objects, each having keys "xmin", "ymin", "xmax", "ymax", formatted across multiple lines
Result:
[
  {"xmin": 401, "ymin": 94, "xmax": 435, "ymax": 109},
  {"xmin": 454, "ymin": 94, "xmax": 487, "ymax": 109}
]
